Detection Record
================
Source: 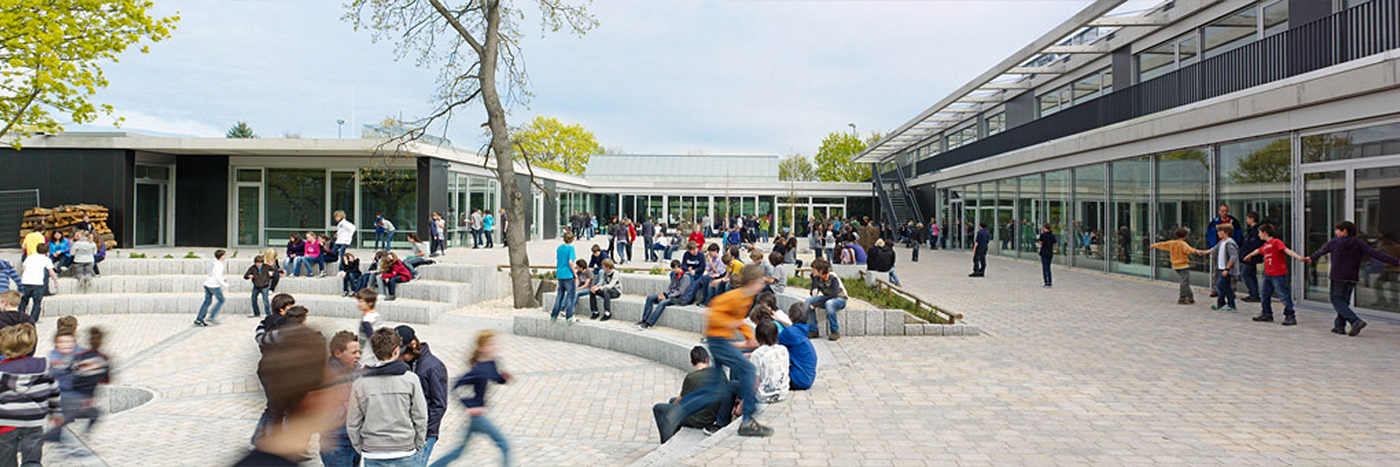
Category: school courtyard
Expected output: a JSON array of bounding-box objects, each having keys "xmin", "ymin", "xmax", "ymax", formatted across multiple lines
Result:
[{"xmin": 25, "ymin": 238, "xmax": 1400, "ymax": 467}]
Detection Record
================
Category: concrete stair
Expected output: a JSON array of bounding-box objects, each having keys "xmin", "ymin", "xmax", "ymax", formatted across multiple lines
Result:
[
  {"xmin": 42, "ymin": 292, "xmax": 446, "ymax": 324},
  {"xmin": 54, "ymin": 275, "xmax": 471, "ymax": 307}
]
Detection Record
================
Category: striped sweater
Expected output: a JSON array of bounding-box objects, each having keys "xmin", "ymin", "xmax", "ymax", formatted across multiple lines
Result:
[{"xmin": 0, "ymin": 357, "xmax": 60, "ymax": 427}]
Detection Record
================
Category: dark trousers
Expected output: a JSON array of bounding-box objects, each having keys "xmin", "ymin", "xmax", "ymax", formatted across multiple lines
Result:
[
  {"xmin": 1241, "ymin": 262, "xmax": 1260, "ymax": 298},
  {"xmin": 1215, "ymin": 271, "xmax": 1236, "ymax": 307},
  {"xmin": 589, "ymin": 291, "xmax": 613, "ymax": 314},
  {"xmin": 1040, "ymin": 255, "xmax": 1053, "ymax": 285},
  {"xmin": 18, "ymin": 284, "xmax": 44, "ymax": 321},
  {"xmin": 972, "ymin": 248, "xmax": 987, "ymax": 274},
  {"xmin": 929, "ymin": 235, "xmax": 938, "ymax": 250},
  {"xmin": 384, "ymin": 276, "xmax": 405, "ymax": 296},
  {"xmin": 1329, "ymin": 280, "xmax": 1360, "ymax": 330},
  {"xmin": 644, "ymin": 237, "xmax": 656, "ymax": 261},
  {"xmin": 1260, "ymin": 274, "xmax": 1294, "ymax": 318},
  {"xmin": 911, "ymin": 242, "xmax": 920, "ymax": 262},
  {"xmin": 0, "ymin": 426, "xmax": 41, "ymax": 467},
  {"xmin": 642, "ymin": 295, "xmax": 673, "ymax": 326},
  {"xmin": 484, "ymin": 230, "xmax": 494, "ymax": 248},
  {"xmin": 342, "ymin": 272, "xmax": 363, "ymax": 293}
]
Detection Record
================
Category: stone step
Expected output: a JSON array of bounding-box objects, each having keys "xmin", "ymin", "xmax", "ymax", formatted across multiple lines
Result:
[
  {"xmin": 37, "ymin": 292, "xmax": 445, "ymax": 324},
  {"xmin": 53, "ymin": 275, "xmax": 468, "ymax": 306},
  {"xmin": 512, "ymin": 313, "xmax": 698, "ymax": 371}
]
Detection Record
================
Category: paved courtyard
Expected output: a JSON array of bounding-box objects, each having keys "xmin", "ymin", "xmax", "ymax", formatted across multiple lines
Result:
[{"xmin": 21, "ymin": 239, "xmax": 1400, "ymax": 466}]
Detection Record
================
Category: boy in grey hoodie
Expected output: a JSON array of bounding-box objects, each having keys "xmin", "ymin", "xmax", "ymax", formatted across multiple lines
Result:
[
  {"xmin": 1208, "ymin": 224, "xmax": 1241, "ymax": 311},
  {"xmin": 347, "ymin": 328, "xmax": 427, "ymax": 467}
]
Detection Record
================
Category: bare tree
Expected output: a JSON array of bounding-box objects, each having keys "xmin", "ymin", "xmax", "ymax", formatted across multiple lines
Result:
[{"xmin": 344, "ymin": 0, "xmax": 598, "ymax": 308}]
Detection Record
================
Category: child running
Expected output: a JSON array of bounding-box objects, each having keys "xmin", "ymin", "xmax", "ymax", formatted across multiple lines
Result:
[
  {"xmin": 0, "ymin": 323, "xmax": 60, "ymax": 467},
  {"xmin": 660, "ymin": 264, "xmax": 774, "ymax": 441},
  {"xmin": 429, "ymin": 330, "xmax": 511, "ymax": 467}
]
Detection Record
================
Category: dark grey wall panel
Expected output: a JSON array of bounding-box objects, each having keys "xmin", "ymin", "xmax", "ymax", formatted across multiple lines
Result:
[
  {"xmin": 174, "ymin": 155, "xmax": 229, "ymax": 247},
  {"xmin": 416, "ymin": 156, "xmax": 449, "ymax": 239},
  {"xmin": 0, "ymin": 148, "xmax": 135, "ymax": 247}
]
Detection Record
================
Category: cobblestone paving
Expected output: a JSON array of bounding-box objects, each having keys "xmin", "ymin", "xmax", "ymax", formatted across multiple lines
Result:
[
  {"xmin": 37, "ymin": 311, "xmax": 681, "ymax": 467},
  {"xmin": 680, "ymin": 248, "xmax": 1400, "ymax": 467},
  {"xmin": 24, "ymin": 239, "xmax": 1400, "ymax": 466}
]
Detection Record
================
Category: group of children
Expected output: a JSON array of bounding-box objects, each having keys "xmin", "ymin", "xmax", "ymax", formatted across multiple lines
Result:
[
  {"xmin": 1148, "ymin": 217, "xmax": 1397, "ymax": 335},
  {"xmin": 238, "ymin": 289, "xmax": 511, "ymax": 467},
  {"xmin": 0, "ymin": 292, "xmax": 110, "ymax": 466}
]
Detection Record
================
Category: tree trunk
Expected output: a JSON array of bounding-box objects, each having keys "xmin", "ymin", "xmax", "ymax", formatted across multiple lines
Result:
[{"xmin": 481, "ymin": 0, "xmax": 538, "ymax": 309}]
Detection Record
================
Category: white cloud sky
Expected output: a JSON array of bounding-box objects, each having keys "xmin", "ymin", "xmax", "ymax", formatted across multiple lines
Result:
[{"xmin": 89, "ymin": 0, "xmax": 1093, "ymax": 156}]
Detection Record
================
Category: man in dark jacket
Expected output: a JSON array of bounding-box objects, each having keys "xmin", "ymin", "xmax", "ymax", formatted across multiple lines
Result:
[
  {"xmin": 1306, "ymin": 221, "xmax": 1400, "ymax": 337},
  {"xmin": 866, "ymin": 239, "xmax": 899, "ymax": 286},
  {"xmin": 395, "ymin": 325, "xmax": 446, "ymax": 466},
  {"xmin": 1239, "ymin": 212, "xmax": 1264, "ymax": 302},
  {"xmin": 970, "ymin": 223, "xmax": 990, "ymax": 277},
  {"xmin": 642, "ymin": 219, "xmax": 657, "ymax": 262}
]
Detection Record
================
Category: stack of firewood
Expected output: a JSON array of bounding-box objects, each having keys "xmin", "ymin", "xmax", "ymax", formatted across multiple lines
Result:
[{"xmin": 21, "ymin": 205, "xmax": 117, "ymax": 249}]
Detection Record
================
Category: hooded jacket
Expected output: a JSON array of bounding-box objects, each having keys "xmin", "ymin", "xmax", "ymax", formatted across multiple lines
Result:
[
  {"xmin": 409, "ymin": 343, "xmax": 448, "ymax": 439},
  {"xmin": 347, "ymin": 360, "xmax": 427, "ymax": 456}
]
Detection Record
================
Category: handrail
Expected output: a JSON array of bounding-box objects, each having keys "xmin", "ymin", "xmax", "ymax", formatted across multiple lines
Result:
[
  {"xmin": 871, "ymin": 163, "xmax": 899, "ymax": 225},
  {"xmin": 859, "ymin": 270, "xmax": 961, "ymax": 324},
  {"xmin": 893, "ymin": 162, "xmax": 922, "ymax": 223}
]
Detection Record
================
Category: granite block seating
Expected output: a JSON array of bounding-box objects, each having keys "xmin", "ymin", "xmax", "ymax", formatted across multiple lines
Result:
[{"xmin": 40, "ymin": 258, "xmax": 512, "ymax": 324}]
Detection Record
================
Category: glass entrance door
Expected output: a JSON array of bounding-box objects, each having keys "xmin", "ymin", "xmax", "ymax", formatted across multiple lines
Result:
[
  {"xmin": 237, "ymin": 186, "xmax": 261, "ymax": 246},
  {"xmin": 1302, "ymin": 162, "xmax": 1400, "ymax": 313},
  {"xmin": 135, "ymin": 182, "xmax": 165, "ymax": 246}
]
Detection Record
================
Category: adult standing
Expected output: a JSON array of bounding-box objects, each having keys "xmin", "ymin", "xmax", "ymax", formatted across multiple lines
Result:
[
  {"xmin": 21, "ymin": 224, "xmax": 45, "ymax": 262},
  {"xmin": 333, "ymin": 211, "xmax": 355, "ymax": 263},
  {"xmin": 1036, "ymin": 223, "xmax": 1057, "ymax": 288},
  {"xmin": 1206, "ymin": 204, "xmax": 1243, "ymax": 298},
  {"xmin": 470, "ymin": 209, "xmax": 485, "ymax": 249},
  {"xmin": 929, "ymin": 219, "xmax": 940, "ymax": 250},
  {"xmin": 482, "ymin": 210, "xmax": 495, "ymax": 249},
  {"xmin": 395, "ymin": 326, "xmax": 447, "ymax": 467},
  {"xmin": 1239, "ymin": 212, "xmax": 1263, "ymax": 303},
  {"xmin": 1305, "ymin": 221, "xmax": 1399, "ymax": 336},
  {"xmin": 970, "ymin": 223, "xmax": 990, "ymax": 277},
  {"xmin": 550, "ymin": 233, "xmax": 579, "ymax": 323},
  {"xmin": 642, "ymin": 218, "xmax": 657, "ymax": 262},
  {"xmin": 911, "ymin": 223, "xmax": 925, "ymax": 262}
]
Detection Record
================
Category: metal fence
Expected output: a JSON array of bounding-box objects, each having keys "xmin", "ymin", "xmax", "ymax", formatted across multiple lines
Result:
[
  {"xmin": 901, "ymin": 0, "xmax": 1400, "ymax": 178},
  {"xmin": 0, "ymin": 189, "xmax": 39, "ymax": 248}
]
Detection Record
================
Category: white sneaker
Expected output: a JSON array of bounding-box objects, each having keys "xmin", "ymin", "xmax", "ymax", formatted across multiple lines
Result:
[{"xmin": 567, "ymin": 317, "xmax": 578, "ymax": 326}]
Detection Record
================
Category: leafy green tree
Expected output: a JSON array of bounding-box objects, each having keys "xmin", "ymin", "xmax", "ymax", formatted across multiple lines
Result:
[
  {"xmin": 226, "ymin": 121, "xmax": 257, "ymax": 139},
  {"xmin": 344, "ymin": 0, "xmax": 598, "ymax": 308},
  {"xmin": 0, "ymin": 1, "xmax": 178, "ymax": 148},
  {"xmin": 511, "ymin": 116, "xmax": 602, "ymax": 175},
  {"xmin": 1227, "ymin": 138, "xmax": 1290, "ymax": 184},
  {"xmin": 814, "ymin": 130, "xmax": 882, "ymax": 182},
  {"xmin": 778, "ymin": 153, "xmax": 815, "ymax": 181}
]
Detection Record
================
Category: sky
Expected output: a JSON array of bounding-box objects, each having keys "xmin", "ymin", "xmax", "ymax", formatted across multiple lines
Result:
[{"xmin": 84, "ymin": 0, "xmax": 1096, "ymax": 156}]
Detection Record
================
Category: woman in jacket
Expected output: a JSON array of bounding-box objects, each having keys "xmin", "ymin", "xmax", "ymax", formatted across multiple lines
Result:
[{"xmin": 381, "ymin": 255, "xmax": 412, "ymax": 301}]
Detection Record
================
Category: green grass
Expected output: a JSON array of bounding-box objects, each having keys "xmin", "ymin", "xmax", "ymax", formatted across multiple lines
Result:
[
  {"xmin": 788, "ymin": 275, "xmax": 950, "ymax": 324},
  {"xmin": 128, "ymin": 253, "xmax": 146, "ymax": 259}
]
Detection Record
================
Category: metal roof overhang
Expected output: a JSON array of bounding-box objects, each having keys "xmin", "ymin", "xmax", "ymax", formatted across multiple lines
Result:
[{"xmin": 854, "ymin": 0, "xmax": 1204, "ymax": 164}]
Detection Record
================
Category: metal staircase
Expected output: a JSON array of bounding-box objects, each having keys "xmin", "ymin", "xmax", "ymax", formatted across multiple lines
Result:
[{"xmin": 873, "ymin": 163, "xmax": 922, "ymax": 227}]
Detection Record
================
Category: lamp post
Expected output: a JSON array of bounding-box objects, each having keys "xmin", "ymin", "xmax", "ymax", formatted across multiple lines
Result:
[
  {"xmin": 847, "ymin": 122, "xmax": 857, "ymax": 136},
  {"xmin": 337, "ymin": 119, "xmax": 346, "ymax": 138}
]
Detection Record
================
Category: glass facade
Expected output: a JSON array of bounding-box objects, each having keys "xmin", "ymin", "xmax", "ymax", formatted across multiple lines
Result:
[
  {"xmin": 933, "ymin": 120, "xmax": 1400, "ymax": 314},
  {"xmin": 360, "ymin": 169, "xmax": 417, "ymax": 248},
  {"xmin": 265, "ymin": 168, "xmax": 327, "ymax": 244}
]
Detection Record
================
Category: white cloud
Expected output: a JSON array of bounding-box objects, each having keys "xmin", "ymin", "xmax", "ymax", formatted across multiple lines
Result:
[{"xmin": 91, "ymin": 109, "xmax": 224, "ymax": 137}]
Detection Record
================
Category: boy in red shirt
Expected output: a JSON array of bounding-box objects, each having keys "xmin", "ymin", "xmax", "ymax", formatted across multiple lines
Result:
[{"xmin": 1242, "ymin": 224, "xmax": 1307, "ymax": 326}]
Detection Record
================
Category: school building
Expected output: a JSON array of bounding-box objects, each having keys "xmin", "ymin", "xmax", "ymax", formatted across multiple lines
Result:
[
  {"xmin": 862, "ymin": 0, "xmax": 1400, "ymax": 314},
  {"xmin": 0, "ymin": 132, "xmax": 871, "ymax": 250}
]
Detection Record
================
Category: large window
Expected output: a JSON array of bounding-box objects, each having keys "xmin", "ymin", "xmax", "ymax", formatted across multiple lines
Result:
[
  {"xmin": 1203, "ymin": 5, "xmax": 1261, "ymax": 59},
  {"xmin": 1155, "ymin": 148, "xmax": 1211, "ymax": 285},
  {"xmin": 1045, "ymin": 169, "xmax": 1072, "ymax": 264},
  {"xmin": 265, "ymin": 168, "xmax": 327, "ymax": 243},
  {"xmin": 360, "ymin": 168, "xmax": 417, "ymax": 248},
  {"xmin": 1353, "ymin": 166, "xmax": 1400, "ymax": 313},
  {"xmin": 1110, "ymin": 157, "xmax": 1152, "ymax": 277},
  {"xmin": 1073, "ymin": 164, "xmax": 1107, "ymax": 270},
  {"xmin": 1018, "ymin": 174, "xmax": 1041, "ymax": 255},
  {"xmin": 1218, "ymin": 136, "xmax": 1292, "ymax": 244},
  {"xmin": 1303, "ymin": 122, "xmax": 1400, "ymax": 163},
  {"xmin": 1137, "ymin": 41, "xmax": 1177, "ymax": 82},
  {"xmin": 1072, "ymin": 68, "xmax": 1111, "ymax": 104},
  {"xmin": 1303, "ymin": 171, "xmax": 1346, "ymax": 303},
  {"xmin": 986, "ymin": 112, "xmax": 1006, "ymax": 136},
  {"xmin": 948, "ymin": 124, "xmax": 978, "ymax": 149},
  {"xmin": 995, "ymin": 179, "xmax": 1016, "ymax": 256}
]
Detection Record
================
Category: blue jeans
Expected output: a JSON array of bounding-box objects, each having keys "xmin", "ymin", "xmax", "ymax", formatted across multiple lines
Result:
[
  {"xmin": 1040, "ymin": 255, "xmax": 1053, "ymax": 286},
  {"xmin": 1241, "ymin": 262, "xmax": 1260, "ymax": 298},
  {"xmin": 250, "ymin": 287, "xmax": 270, "ymax": 316},
  {"xmin": 551, "ymin": 278, "xmax": 578, "ymax": 319},
  {"xmin": 196, "ymin": 286, "xmax": 224, "ymax": 322},
  {"xmin": 1260, "ymin": 275, "xmax": 1293, "ymax": 318},
  {"xmin": 384, "ymin": 276, "xmax": 406, "ymax": 296},
  {"xmin": 642, "ymin": 295, "xmax": 673, "ymax": 326},
  {"xmin": 300, "ymin": 256, "xmax": 325, "ymax": 276},
  {"xmin": 682, "ymin": 276, "xmax": 710, "ymax": 305},
  {"xmin": 1329, "ymin": 280, "xmax": 1359, "ymax": 330},
  {"xmin": 289, "ymin": 257, "xmax": 307, "ymax": 276},
  {"xmin": 484, "ymin": 230, "xmax": 494, "ymax": 248},
  {"xmin": 1215, "ymin": 271, "xmax": 1236, "ymax": 308},
  {"xmin": 703, "ymin": 281, "xmax": 728, "ymax": 305},
  {"xmin": 428, "ymin": 414, "xmax": 509, "ymax": 467},
  {"xmin": 806, "ymin": 296, "xmax": 846, "ymax": 334},
  {"xmin": 365, "ymin": 455, "xmax": 417, "ymax": 467},
  {"xmin": 343, "ymin": 272, "xmax": 363, "ymax": 294},
  {"xmin": 376, "ymin": 230, "xmax": 395, "ymax": 250},
  {"xmin": 674, "ymin": 337, "xmax": 758, "ymax": 424},
  {"xmin": 331, "ymin": 243, "xmax": 349, "ymax": 262},
  {"xmin": 18, "ymin": 284, "xmax": 44, "ymax": 321},
  {"xmin": 414, "ymin": 436, "xmax": 437, "ymax": 467},
  {"xmin": 319, "ymin": 434, "xmax": 360, "ymax": 467}
]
